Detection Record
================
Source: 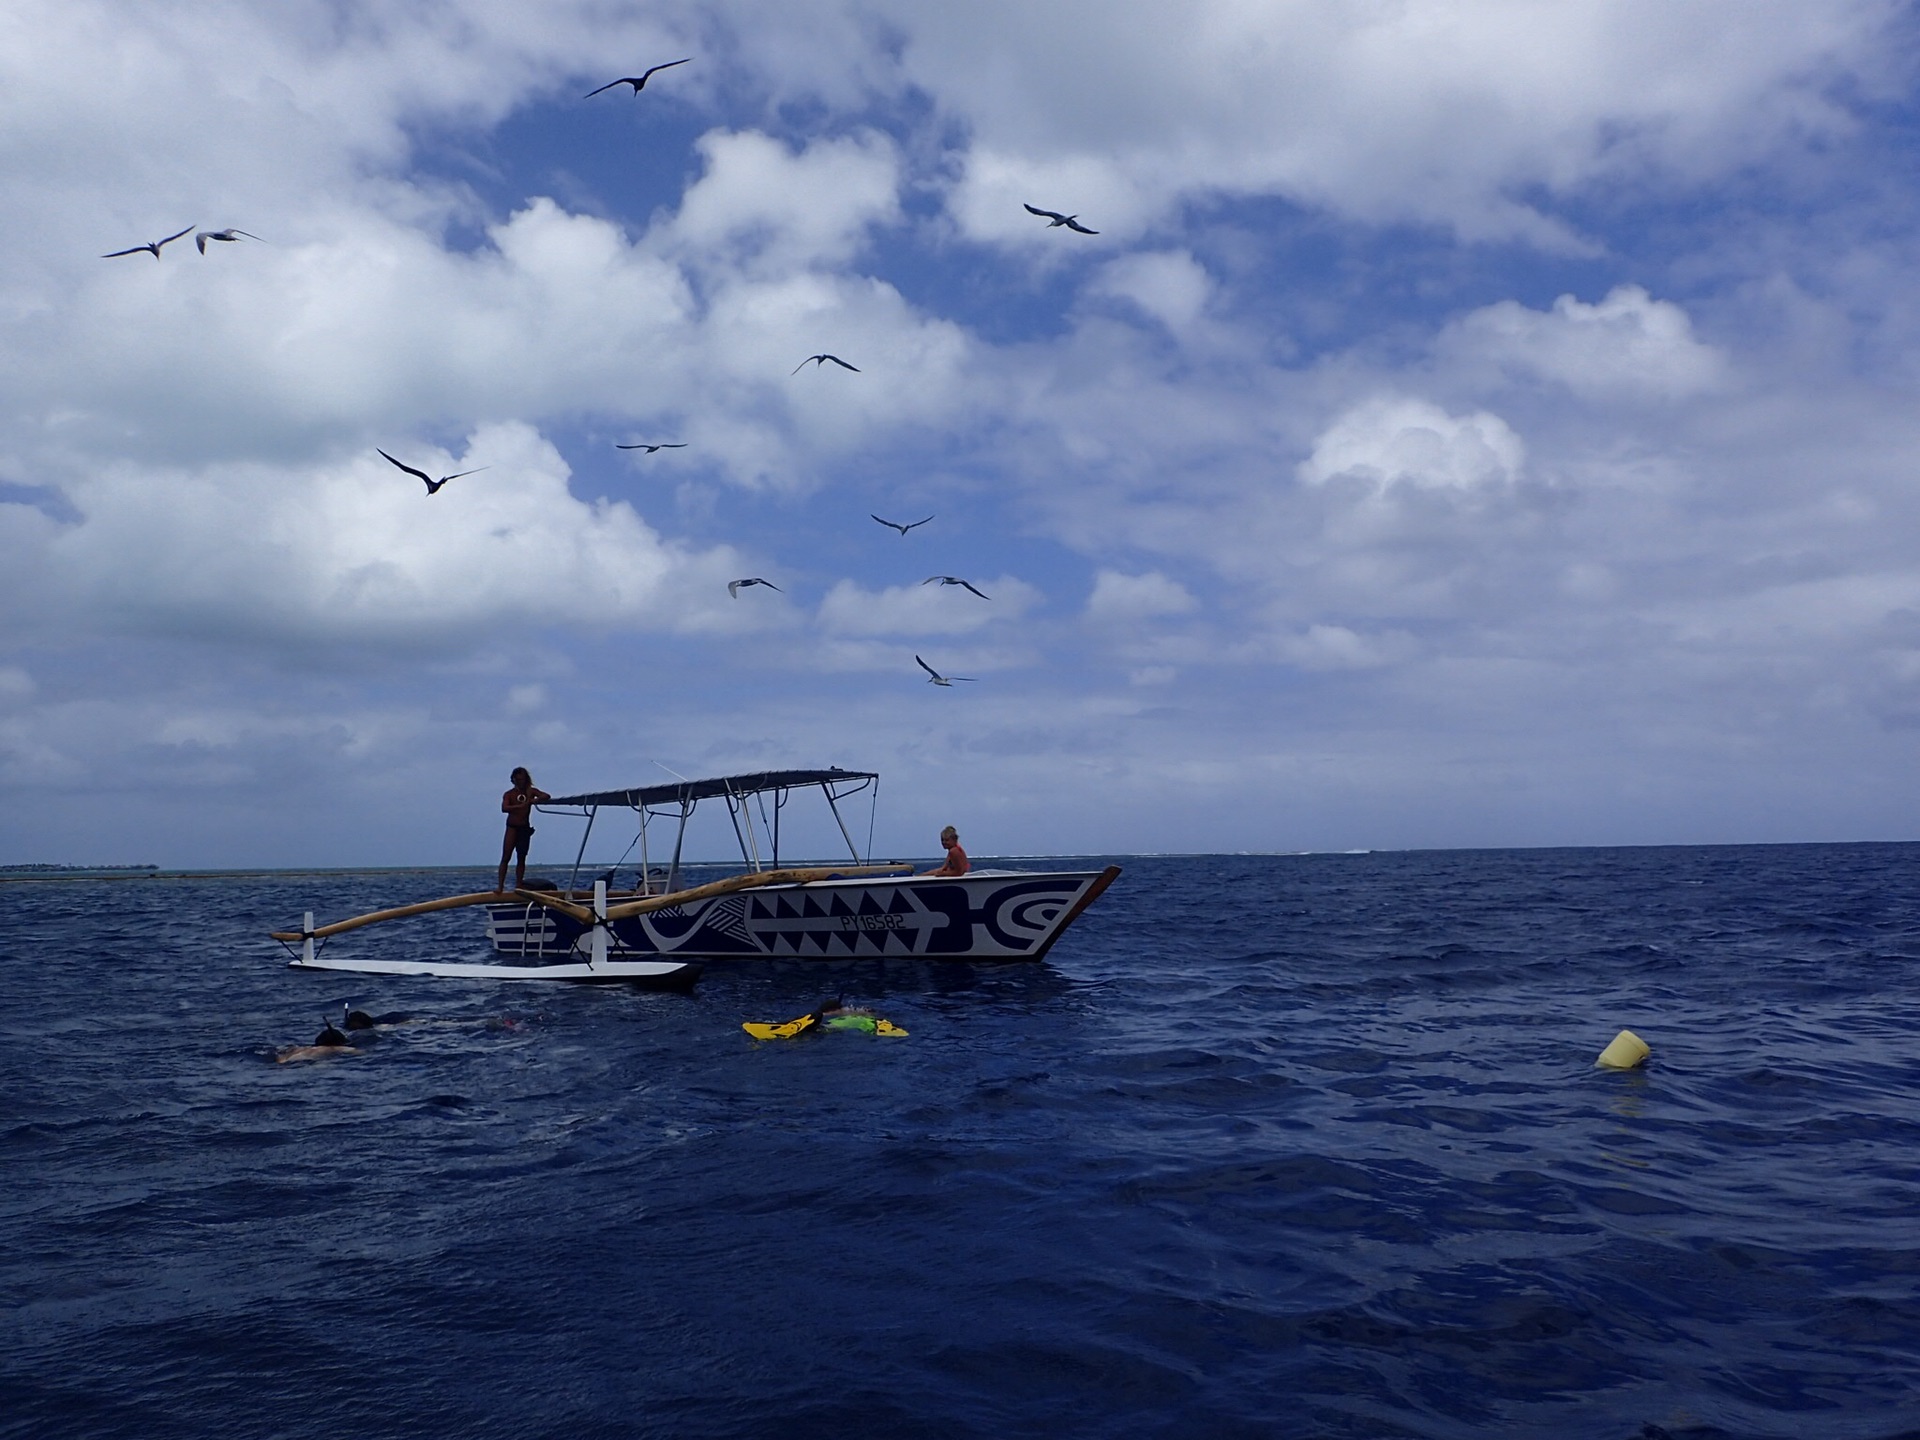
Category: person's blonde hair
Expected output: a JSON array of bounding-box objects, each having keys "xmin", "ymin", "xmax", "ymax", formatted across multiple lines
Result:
[{"xmin": 940, "ymin": 825, "xmax": 958, "ymax": 842}]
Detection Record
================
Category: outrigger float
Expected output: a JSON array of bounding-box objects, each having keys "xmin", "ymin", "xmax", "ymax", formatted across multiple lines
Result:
[{"xmin": 271, "ymin": 768, "xmax": 1119, "ymax": 983}]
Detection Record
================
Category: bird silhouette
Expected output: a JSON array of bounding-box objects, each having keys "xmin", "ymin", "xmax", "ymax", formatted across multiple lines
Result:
[
  {"xmin": 871, "ymin": 514, "xmax": 933, "ymax": 536},
  {"xmin": 615, "ymin": 442, "xmax": 687, "ymax": 453},
  {"xmin": 103, "ymin": 226, "xmax": 194, "ymax": 260},
  {"xmin": 585, "ymin": 59, "xmax": 691, "ymax": 97},
  {"xmin": 793, "ymin": 354, "xmax": 860, "ymax": 374},
  {"xmin": 728, "ymin": 578, "xmax": 782, "ymax": 598},
  {"xmin": 194, "ymin": 228, "xmax": 262, "ymax": 254},
  {"xmin": 924, "ymin": 576, "xmax": 990, "ymax": 599},
  {"xmin": 1024, "ymin": 204, "xmax": 1099, "ymax": 235},
  {"xmin": 377, "ymin": 449, "xmax": 488, "ymax": 495},
  {"xmin": 916, "ymin": 655, "xmax": 976, "ymax": 686}
]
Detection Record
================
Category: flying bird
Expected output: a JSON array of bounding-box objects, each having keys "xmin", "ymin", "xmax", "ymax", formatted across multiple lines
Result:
[
  {"xmin": 102, "ymin": 226, "xmax": 194, "ymax": 260},
  {"xmin": 1024, "ymin": 204, "xmax": 1099, "ymax": 235},
  {"xmin": 195, "ymin": 228, "xmax": 262, "ymax": 254},
  {"xmin": 916, "ymin": 655, "xmax": 976, "ymax": 686},
  {"xmin": 728, "ymin": 578, "xmax": 782, "ymax": 598},
  {"xmin": 871, "ymin": 513, "xmax": 933, "ymax": 536},
  {"xmin": 377, "ymin": 448, "xmax": 488, "ymax": 495},
  {"xmin": 584, "ymin": 59, "xmax": 691, "ymax": 97},
  {"xmin": 924, "ymin": 576, "xmax": 990, "ymax": 599},
  {"xmin": 615, "ymin": 442, "xmax": 687, "ymax": 453},
  {"xmin": 793, "ymin": 354, "xmax": 859, "ymax": 374}
]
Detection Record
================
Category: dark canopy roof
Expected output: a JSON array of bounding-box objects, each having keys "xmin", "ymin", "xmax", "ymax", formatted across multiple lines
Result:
[{"xmin": 542, "ymin": 768, "xmax": 878, "ymax": 810}]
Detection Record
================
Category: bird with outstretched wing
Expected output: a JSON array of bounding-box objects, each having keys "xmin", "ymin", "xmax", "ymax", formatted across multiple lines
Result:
[
  {"xmin": 585, "ymin": 59, "xmax": 691, "ymax": 97},
  {"xmin": 377, "ymin": 449, "xmax": 488, "ymax": 496}
]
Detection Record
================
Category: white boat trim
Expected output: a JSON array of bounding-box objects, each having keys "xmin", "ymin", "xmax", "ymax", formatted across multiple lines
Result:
[{"xmin": 286, "ymin": 953, "xmax": 696, "ymax": 983}]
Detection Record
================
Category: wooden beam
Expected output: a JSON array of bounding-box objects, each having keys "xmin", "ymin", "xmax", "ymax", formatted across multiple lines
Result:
[
  {"xmin": 270, "ymin": 890, "xmax": 513, "ymax": 941},
  {"xmin": 269, "ymin": 865, "xmax": 911, "ymax": 942}
]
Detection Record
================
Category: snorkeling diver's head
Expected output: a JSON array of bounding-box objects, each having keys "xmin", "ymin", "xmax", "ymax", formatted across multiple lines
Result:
[
  {"xmin": 315, "ymin": 1022, "xmax": 350, "ymax": 1047},
  {"xmin": 344, "ymin": 1008, "xmax": 376, "ymax": 1030}
]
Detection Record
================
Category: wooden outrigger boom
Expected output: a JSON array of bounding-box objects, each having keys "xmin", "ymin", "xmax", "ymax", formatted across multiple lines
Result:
[
  {"xmin": 269, "ymin": 890, "xmax": 527, "ymax": 942},
  {"xmin": 269, "ymin": 864, "xmax": 915, "ymax": 944}
]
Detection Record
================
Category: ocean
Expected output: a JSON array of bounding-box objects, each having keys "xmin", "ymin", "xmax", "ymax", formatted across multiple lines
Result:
[{"xmin": 3, "ymin": 846, "xmax": 1917, "ymax": 1439}]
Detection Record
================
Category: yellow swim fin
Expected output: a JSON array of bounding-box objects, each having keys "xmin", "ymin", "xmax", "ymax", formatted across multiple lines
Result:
[
  {"xmin": 743, "ymin": 1013, "xmax": 818, "ymax": 1041},
  {"xmin": 873, "ymin": 1019, "xmax": 908, "ymax": 1037}
]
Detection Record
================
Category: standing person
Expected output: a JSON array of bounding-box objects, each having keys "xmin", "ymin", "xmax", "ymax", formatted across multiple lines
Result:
[
  {"xmin": 496, "ymin": 767, "xmax": 551, "ymax": 892},
  {"xmin": 924, "ymin": 824, "xmax": 969, "ymax": 876}
]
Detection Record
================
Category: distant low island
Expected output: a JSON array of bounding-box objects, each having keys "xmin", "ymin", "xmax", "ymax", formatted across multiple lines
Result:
[{"xmin": 0, "ymin": 863, "xmax": 160, "ymax": 872}]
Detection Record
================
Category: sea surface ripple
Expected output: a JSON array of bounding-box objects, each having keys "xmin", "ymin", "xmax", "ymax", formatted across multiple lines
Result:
[{"xmin": 3, "ymin": 847, "xmax": 1919, "ymax": 1439}]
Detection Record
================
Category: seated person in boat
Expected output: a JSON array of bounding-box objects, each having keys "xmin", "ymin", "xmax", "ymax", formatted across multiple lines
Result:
[
  {"xmin": 924, "ymin": 825, "xmax": 969, "ymax": 876},
  {"xmin": 496, "ymin": 766, "xmax": 551, "ymax": 892}
]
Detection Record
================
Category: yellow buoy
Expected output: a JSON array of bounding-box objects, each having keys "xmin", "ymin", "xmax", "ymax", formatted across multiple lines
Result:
[{"xmin": 1596, "ymin": 1029, "xmax": 1650, "ymax": 1069}]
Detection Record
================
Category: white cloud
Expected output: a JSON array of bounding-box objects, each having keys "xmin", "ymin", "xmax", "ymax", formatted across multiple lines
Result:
[
  {"xmin": 1086, "ymin": 570, "xmax": 1198, "ymax": 622},
  {"xmin": 1441, "ymin": 285, "xmax": 1726, "ymax": 398},
  {"xmin": 1090, "ymin": 250, "xmax": 1213, "ymax": 332},
  {"xmin": 661, "ymin": 129, "xmax": 902, "ymax": 275},
  {"xmin": 817, "ymin": 575, "xmax": 1040, "ymax": 636},
  {"xmin": 504, "ymin": 684, "xmax": 547, "ymax": 715},
  {"xmin": 1298, "ymin": 397, "xmax": 1525, "ymax": 492},
  {"xmin": 901, "ymin": 0, "xmax": 1899, "ymax": 245},
  {"xmin": 20, "ymin": 422, "xmax": 754, "ymax": 648},
  {"xmin": 1274, "ymin": 624, "xmax": 1415, "ymax": 672}
]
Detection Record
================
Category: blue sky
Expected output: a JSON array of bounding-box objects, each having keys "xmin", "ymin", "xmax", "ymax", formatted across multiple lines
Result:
[{"xmin": 5, "ymin": 0, "xmax": 1920, "ymax": 866}]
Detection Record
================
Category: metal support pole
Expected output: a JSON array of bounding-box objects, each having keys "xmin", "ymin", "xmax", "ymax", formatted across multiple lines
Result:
[
  {"xmin": 727, "ymin": 789, "xmax": 763, "ymax": 873},
  {"xmin": 825, "ymin": 790, "xmax": 861, "ymax": 863},
  {"xmin": 667, "ymin": 800, "xmax": 689, "ymax": 892},
  {"xmin": 591, "ymin": 880, "xmax": 608, "ymax": 968},
  {"xmin": 568, "ymin": 807, "xmax": 597, "ymax": 894},
  {"xmin": 637, "ymin": 806, "xmax": 651, "ymax": 894},
  {"xmin": 303, "ymin": 912, "xmax": 315, "ymax": 966}
]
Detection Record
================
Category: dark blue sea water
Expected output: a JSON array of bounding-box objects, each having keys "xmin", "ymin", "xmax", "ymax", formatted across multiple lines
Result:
[{"xmin": 4, "ymin": 847, "xmax": 1919, "ymax": 1440}]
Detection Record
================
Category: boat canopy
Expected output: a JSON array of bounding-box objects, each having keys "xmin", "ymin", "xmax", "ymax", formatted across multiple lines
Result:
[
  {"xmin": 537, "ymin": 768, "xmax": 882, "ymax": 891},
  {"xmin": 544, "ymin": 768, "xmax": 877, "ymax": 810}
]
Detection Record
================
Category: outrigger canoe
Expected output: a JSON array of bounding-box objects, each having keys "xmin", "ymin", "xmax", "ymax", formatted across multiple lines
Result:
[{"xmin": 270, "ymin": 768, "xmax": 1119, "ymax": 981}]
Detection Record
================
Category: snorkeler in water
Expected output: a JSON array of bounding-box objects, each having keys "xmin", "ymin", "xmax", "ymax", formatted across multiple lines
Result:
[
  {"xmin": 342, "ymin": 1003, "xmax": 413, "ymax": 1032},
  {"xmin": 742, "ymin": 997, "xmax": 906, "ymax": 1039},
  {"xmin": 275, "ymin": 1020, "xmax": 359, "ymax": 1064}
]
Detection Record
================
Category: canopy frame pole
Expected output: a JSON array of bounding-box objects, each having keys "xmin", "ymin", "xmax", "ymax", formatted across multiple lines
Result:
[
  {"xmin": 667, "ymin": 798, "xmax": 690, "ymax": 893},
  {"xmin": 567, "ymin": 805, "xmax": 598, "ymax": 894},
  {"xmin": 723, "ymin": 793, "xmax": 746, "ymax": 869},
  {"xmin": 771, "ymin": 788, "xmax": 786, "ymax": 869},
  {"xmin": 303, "ymin": 912, "xmax": 315, "ymax": 966},
  {"xmin": 727, "ymin": 784, "xmax": 764, "ymax": 873},
  {"xmin": 825, "ymin": 784, "xmax": 862, "ymax": 863},
  {"xmin": 637, "ymin": 805, "xmax": 650, "ymax": 894}
]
